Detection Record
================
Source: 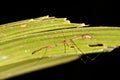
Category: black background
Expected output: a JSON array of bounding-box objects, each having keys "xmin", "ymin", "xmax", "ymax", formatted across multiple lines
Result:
[
  {"xmin": 0, "ymin": 1, "xmax": 120, "ymax": 26},
  {"xmin": 0, "ymin": 1, "xmax": 120, "ymax": 80}
]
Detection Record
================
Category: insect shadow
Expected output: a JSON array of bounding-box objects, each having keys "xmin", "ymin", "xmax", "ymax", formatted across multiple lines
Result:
[{"xmin": 80, "ymin": 46, "xmax": 120, "ymax": 64}]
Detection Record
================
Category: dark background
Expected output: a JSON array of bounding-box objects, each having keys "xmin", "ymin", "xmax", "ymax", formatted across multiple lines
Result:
[
  {"xmin": 0, "ymin": 1, "xmax": 120, "ymax": 80},
  {"xmin": 0, "ymin": 1, "xmax": 120, "ymax": 26}
]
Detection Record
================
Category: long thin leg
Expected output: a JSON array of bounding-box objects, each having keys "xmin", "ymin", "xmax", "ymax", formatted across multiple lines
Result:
[
  {"xmin": 32, "ymin": 46, "xmax": 49, "ymax": 65},
  {"xmin": 70, "ymin": 39, "xmax": 86, "ymax": 63},
  {"xmin": 64, "ymin": 40, "xmax": 66, "ymax": 53},
  {"xmin": 70, "ymin": 39, "xmax": 95, "ymax": 61},
  {"xmin": 62, "ymin": 29, "xmax": 69, "ymax": 53},
  {"xmin": 32, "ymin": 45, "xmax": 54, "ymax": 55},
  {"xmin": 70, "ymin": 39, "xmax": 83, "ymax": 53},
  {"xmin": 32, "ymin": 47, "xmax": 45, "ymax": 55},
  {"xmin": 41, "ymin": 47, "xmax": 48, "ymax": 58}
]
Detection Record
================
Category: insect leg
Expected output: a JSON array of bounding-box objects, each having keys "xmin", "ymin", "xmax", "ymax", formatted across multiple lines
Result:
[
  {"xmin": 64, "ymin": 40, "xmax": 67, "ymax": 53},
  {"xmin": 32, "ymin": 45, "xmax": 55, "ymax": 55},
  {"xmin": 69, "ymin": 39, "xmax": 86, "ymax": 62},
  {"xmin": 70, "ymin": 39, "xmax": 96, "ymax": 62},
  {"xmin": 32, "ymin": 46, "xmax": 46, "ymax": 55},
  {"xmin": 70, "ymin": 39, "xmax": 83, "ymax": 53},
  {"xmin": 40, "ymin": 46, "xmax": 49, "ymax": 58}
]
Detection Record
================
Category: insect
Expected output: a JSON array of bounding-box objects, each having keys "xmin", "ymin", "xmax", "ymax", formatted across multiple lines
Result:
[
  {"xmin": 32, "ymin": 34, "xmax": 103, "ymax": 63},
  {"xmin": 32, "ymin": 37, "xmax": 82, "ymax": 55}
]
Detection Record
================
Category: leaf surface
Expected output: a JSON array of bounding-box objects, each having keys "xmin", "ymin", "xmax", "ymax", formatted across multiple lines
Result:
[{"xmin": 0, "ymin": 16, "xmax": 119, "ymax": 79}]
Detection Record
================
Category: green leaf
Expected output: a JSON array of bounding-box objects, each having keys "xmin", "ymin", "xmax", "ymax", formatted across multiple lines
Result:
[
  {"xmin": 0, "ymin": 55, "xmax": 80, "ymax": 79},
  {"xmin": 0, "ymin": 16, "xmax": 119, "ymax": 79}
]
